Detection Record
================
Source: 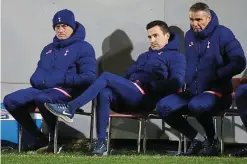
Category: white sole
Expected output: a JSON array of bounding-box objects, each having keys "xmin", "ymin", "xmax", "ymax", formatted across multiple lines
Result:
[
  {"xmin": 44, "ymin": 103, "xmax": 73, "ymax": 123},
  {"xmin": 92, "ymin": 151, "xmax": 108, "ymax": 156}
]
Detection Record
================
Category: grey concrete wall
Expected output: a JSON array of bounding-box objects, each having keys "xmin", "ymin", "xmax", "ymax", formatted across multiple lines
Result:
[{"xmin": 1, "ymin": 0, "xmax": 247, "ymax": 143}]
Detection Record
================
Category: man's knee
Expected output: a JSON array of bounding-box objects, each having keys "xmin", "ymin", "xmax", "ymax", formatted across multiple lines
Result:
[
  {"xmin": 3, "ymin": 91, "xmax": 29, "ymax": 111},
  {"xmin": 188, "ymin": 93, "xmax": 218, "ymax": 114},
  {"xmin": 34, "ymin": 92, "xmax": 52, "ymax": 105},
  {"xmin": 3, "ymin": 88, "xmax": 40, "ymax": 111},
  {"xmin": 156, "ymin": 99, "xmax": 175, "ymax": 117},
  {"xmin": 188, "ymin": 101, "xmax": 206, "ymax": 113},
  {"xmin": 156, "ymin": 94, "xmax": 187, "ymax": 117},
  {"xmin": 188, "ymin": 98, "xmax": 215, "ymax": 114},
  {"xmin": 236, "ymin": 84, "xmax": 247, "ymax": 112},
  {"xmin": 236, "ymin": 84, "xmax": 247, "ymax": 105},
  {"xmin": 3, "ymin": 94, "xmax": 17, "ymax": 111}
]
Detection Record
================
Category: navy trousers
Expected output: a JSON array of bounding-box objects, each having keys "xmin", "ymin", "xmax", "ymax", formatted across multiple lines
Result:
[
  {"xmin": 3, "ymin": 87, "xmax": 70, "ymax": 140},
  {"xmin": 235, "ymin": 83, "xmax": 247, "ymax": 130},
  {"xmin": 68, "ymin": 72, "xmax": 155, "ymax": 141},
  {"xmin": 156, "ymin": 91, "xmax": 232, "ymax": 140}
]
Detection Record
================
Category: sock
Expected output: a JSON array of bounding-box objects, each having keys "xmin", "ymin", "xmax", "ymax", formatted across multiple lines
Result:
[{"xmin": 194, "ymin": 133, "xmax": 205, "ymax": 141}]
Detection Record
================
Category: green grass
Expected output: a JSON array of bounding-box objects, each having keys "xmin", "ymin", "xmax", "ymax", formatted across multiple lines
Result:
[{"xmin": 1, "ymin": 153, "xmax": 247, "ymax": 164}]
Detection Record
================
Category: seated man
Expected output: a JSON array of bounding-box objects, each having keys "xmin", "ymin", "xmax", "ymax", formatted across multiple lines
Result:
[
  {"xmin": 3, "ymin": 9, "xmax": 96, "ymax": 151},
  {"xmin": 156, "ymin": 2, "xmax": 246, "ymax": 156},
  {"xmin": 45, "ymin": 20, "xmax": 186, "ymax": 155},
  {"xmin": 231, "ymin": 83, "xmax": 247, "ymax": 157}
]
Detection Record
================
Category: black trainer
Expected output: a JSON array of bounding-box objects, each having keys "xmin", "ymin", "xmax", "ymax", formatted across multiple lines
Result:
[
  {"xmin": 177, "ymin": 139, "xmax": 203, "ymax": 156},
  {"xmin": 230, "ymin": 147, "xmax": 247, "ymax": 157},
  {"xmin": 199, "ymin": 138, "xmax": 219, "ymax": 156}
]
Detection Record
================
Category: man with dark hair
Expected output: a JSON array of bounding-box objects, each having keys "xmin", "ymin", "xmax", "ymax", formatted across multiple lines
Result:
[
  {"xmin": 3, "ymin": 9, "xmax": 96, "ymax": 152},
  {"xmin": 44, "ymin": 20, "xmax": 186, "ymax": 156},
  {"xmin": 156, "ymin": 2, "xmax": 246, "ymax": 156},
  {"xmin": 146, "ymin": 20, "xmax": 171, "ymax": 34}
]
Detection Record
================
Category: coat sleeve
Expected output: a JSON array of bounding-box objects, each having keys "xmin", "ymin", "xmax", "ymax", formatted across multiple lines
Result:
[
  {"xmin": 216, "ymin": 27, "xmax": 246, "ymax": 80},
  {"xmin": 151, "ymin": 53, "xmax": 186, "ymax": 93},
  {"xmin": 29, "ymin": 48, "xmax": 46, "ymax": 89}
]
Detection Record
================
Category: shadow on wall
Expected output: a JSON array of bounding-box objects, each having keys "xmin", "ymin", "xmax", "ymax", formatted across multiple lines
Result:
[
  {"xmin": 110, "ymin": 118, "xmax": 170, "ymax": 140},
  {"xmin": 169, "ymin": 25, "xmax": 185, "ymax": 54},
  {"xmin": 57, "ymin": 121, "xmax": 86, "ymax": 139},
  {"xmin": 97, "ymin": 29, "xmax": 135, "ymax": 76}
]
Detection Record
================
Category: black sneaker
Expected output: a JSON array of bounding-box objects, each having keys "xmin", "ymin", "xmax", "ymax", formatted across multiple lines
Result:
[
  {"xmin": 177, "ymin": 139, "xmax": 202, "ymax": 156},
  {"xmin": 230, "ymin": 147, "xmax": 247, "ymax": 157},
  {"xmin": 28, "ymin": 136, "xmax": 49, "ymax": 151},
  {"xmin": 199, "ymin": 139, "xmax": 219, "ymax": 156}
]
